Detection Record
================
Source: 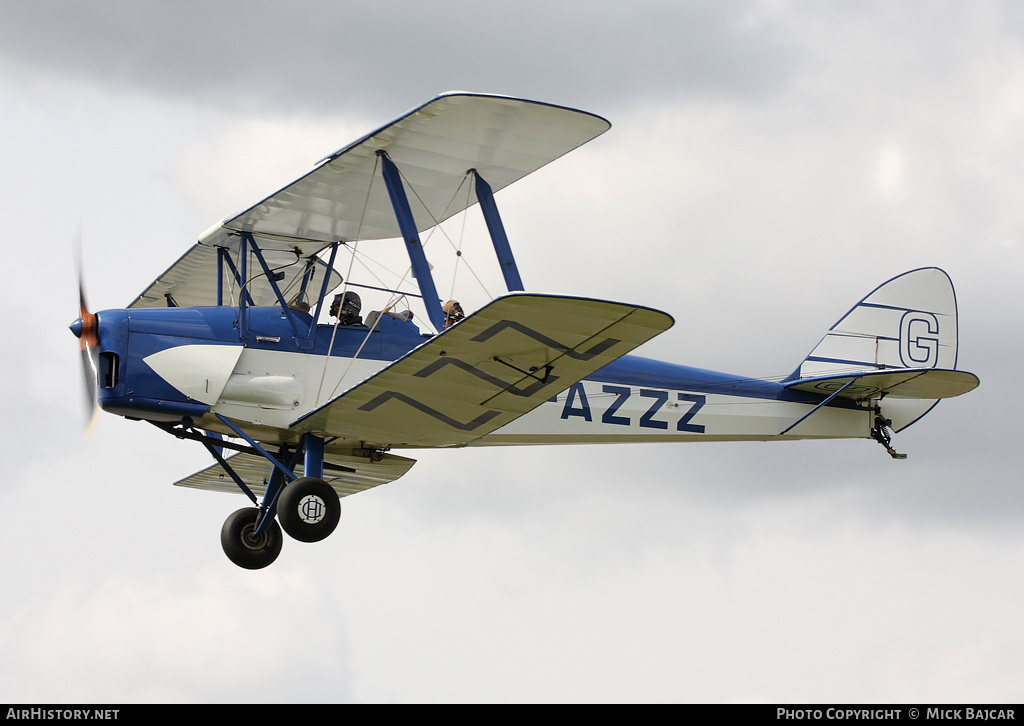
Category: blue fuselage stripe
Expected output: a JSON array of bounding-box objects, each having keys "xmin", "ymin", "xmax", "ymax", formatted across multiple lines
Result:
[{"xmin": 588, "ymin": 354, "xmax": 853, "ymax": 406}]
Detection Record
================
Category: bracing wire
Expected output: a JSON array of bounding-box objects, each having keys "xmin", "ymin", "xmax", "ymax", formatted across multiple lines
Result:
[
  {"xmin": 313, "ymin": 160, "xmax": 517, "ymax": 405},
  {"xmin": 398, "ymin": 167, "xmax": 492, "ymax": 304},
  {"xmin": 315, "ymin": 155, "xmax": 380, "ymax": 406},
  {"xmin": 448, "ymin": 174, "xmax": 476, "ymax": 302}
]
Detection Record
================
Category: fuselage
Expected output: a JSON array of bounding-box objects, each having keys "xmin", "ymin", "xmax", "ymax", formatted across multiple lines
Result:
[{"xmin": 93, "ymin": 305, "xmax": 872, "ymax": 449}]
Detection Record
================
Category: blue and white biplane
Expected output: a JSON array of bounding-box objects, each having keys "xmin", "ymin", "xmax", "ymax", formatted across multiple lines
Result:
[{"xmin": 72, "ymin": 93, "xmax": 980, "ymax": 569}]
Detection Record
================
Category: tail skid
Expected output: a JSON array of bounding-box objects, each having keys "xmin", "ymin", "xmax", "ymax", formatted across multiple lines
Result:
[{"xmin": 871, "ymin": 415, "xmax": 908, "ymax": 459}]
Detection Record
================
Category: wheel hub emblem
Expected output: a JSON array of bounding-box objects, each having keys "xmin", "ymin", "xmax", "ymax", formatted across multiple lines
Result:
[{"xmin": 297, "ymin": 495, "xmax": 326, "ymax": 524}]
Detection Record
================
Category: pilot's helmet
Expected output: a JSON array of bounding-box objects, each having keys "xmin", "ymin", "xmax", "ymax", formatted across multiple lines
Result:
[
  {"xmin": 341, "ymin": 291, "xmax": 361, "ymax": 316},
  {"xmin": 442, "ymin": 300, "xmax": 464, "ymax": 327},
  {"xmin": 330, "ymin": 291, "xmax": 361, "ymax": 319}
]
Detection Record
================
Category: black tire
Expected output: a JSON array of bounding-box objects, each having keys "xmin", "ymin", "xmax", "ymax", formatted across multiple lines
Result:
[
  {"xmin": 277, "ymin": 477, "xmax": 341, "ymax": 543},
  {"xmin": 221, "ymin": 507, "xmax": 283, "ymax": 569}
]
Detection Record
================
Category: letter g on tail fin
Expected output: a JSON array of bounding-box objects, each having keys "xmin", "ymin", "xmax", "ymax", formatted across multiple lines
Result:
[{"xmin": 788, "ymin": 267, "xmax": 976, "ymax": 431}]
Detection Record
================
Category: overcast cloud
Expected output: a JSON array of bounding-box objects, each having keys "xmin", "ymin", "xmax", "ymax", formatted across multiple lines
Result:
[
  {"xmin": 0, "ymin": 1, "xmax": 796, "ymax": 114},
  {"xmin": 0, "ymin": 0, "xmax": 1021, "ymax": 704}
]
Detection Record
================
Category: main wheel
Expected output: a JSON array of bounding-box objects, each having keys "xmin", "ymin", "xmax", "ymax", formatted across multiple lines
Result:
[
  {"xmin": 277, "ymin": 477, "xmax": 341, "ymax": 543},
  {"xmin": 221, "ymin": 507, "xmax": 283, "ymax": 569}
]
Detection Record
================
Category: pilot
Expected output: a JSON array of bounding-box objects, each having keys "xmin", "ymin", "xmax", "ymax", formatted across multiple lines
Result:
[
  {"xmin": 330, "ymin": 291, "xmax": 363, "ymax": 325},
  {"xmin": 442, "ymin": 300, "xmax": 464, "ymax": 330}
]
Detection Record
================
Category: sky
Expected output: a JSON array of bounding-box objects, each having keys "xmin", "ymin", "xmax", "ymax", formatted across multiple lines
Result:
[{"xmin": 1, "ymin": 0, "xmax": 1022, "ymax": 704}]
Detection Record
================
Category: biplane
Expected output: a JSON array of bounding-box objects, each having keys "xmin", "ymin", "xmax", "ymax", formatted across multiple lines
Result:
[{"xmin": 71, "ymin": 93, "xmax": 980, "ymax": 569}]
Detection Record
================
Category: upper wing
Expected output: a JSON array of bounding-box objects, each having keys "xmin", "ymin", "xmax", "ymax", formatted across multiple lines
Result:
[
  {"xmin": 290, "ymin": 294, "xmax": 674, "ymax": 448},
  {"xmin": 198, "ymin": 93, "xmax": 611, "ymax": 251},
  {"xmin": 129, "ymin": 242, "xmax": 342, "ymax": 309},
  {"xmin": 134, "ymin": 93, "xmax": 608, "ymax": 309}
]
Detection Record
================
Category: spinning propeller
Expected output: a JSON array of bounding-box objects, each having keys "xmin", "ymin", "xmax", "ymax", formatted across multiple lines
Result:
[{"xmin": 70, "ymin": 260, "xmax": 101, "ymax": 437}]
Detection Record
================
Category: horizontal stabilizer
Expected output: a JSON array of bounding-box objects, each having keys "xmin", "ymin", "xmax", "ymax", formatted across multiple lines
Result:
[
  {"xmin": 291, "ymin": 293, "xmax": 674, "ymax": 448},
  {"xmin": 785, "ymin": 367, "xmax": 979, "ymax": 401},
  {"xmin": 173, "ymin": 450, "xmax": 416, "ymax": 498}
]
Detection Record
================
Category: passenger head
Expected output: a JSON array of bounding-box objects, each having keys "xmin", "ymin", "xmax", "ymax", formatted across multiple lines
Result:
[{"xmin": 442, "ymin": 300, "xmax": 464, "ymax": 329}]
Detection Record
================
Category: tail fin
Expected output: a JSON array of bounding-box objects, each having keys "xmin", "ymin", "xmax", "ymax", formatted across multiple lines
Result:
[{"xmin": 790, "ymin": 267, "xmax": 966, "ymax": 431}]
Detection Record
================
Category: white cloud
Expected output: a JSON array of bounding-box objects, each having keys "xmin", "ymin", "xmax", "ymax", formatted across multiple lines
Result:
[{"xmin": 0, "ymin": 568, "xmax": 353, "ymax": 702}]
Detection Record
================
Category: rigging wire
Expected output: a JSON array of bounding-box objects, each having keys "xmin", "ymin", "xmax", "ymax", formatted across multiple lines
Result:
[
  {"xmin": 398, "ymin": 167, "xmax": 493, "ymax": 305},
  {"xmin": 315, "ymin": 155, "xmax": 379, "ymax": 406},
  {"xmin": 323, "ymin": 295, "xmax": 409, "ymax": 403},
  {"xmin": 312, "ymin": 160, "xmax": 524, "ymax": 406},
  {"xmin": 448, "ymin": 173, "xmax": 477, "ymax": 302}
]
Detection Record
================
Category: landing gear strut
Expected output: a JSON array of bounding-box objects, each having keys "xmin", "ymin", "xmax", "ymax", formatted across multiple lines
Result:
[{"xmin": 199, "ymin": 421, "xmax": 342, "ymax": 568}]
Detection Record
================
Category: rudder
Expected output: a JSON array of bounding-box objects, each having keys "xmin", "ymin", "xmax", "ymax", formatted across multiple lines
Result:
[{"xmin": 792, "ymin": 267, "xmax": 960, "ymax": 431}]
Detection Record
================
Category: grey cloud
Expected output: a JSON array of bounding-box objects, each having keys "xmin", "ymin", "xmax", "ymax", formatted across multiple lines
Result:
[{"xmin": 0, "ymin": 0, "xmax": 797, "ymax": 115}]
